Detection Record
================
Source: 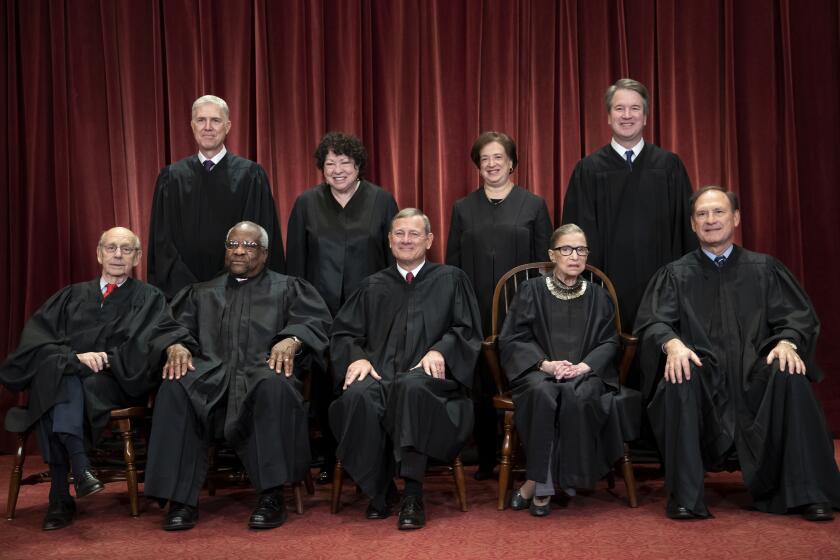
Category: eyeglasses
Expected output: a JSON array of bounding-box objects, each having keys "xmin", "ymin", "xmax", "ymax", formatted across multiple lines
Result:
[
  {"xmin": 552, "ymin": 245, "xmax": 589, "ymax": 256},
  {"xmin": 224, "ymin": 240, "xmax": 263, "ymax": 252},
  {"xmin": 693, "ymin": 209, "xmax": 729, "ymax": 221},
  {"xmin": 390, "ymin": 230, "xmax": 425, "ymax": 241},
  {"xmin": 101, "ymin": 245, "xmax": 138, "ymax": 255}
]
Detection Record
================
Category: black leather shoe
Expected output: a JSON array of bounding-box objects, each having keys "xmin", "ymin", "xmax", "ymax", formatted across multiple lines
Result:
[
  {"xmin": 529, "ymin": 497, "xmax": 551, "ymax": 517},
  {"xmin": 73, "ymin": 468, "xmax": 104, "ymax": 499},
  {"xmin": 366, "ymin": 501, "xmax": 391, "ymax": 520},
  {"xmin": 42, "ymin": 497, "xmax": 76, "ymax": 531},
  {"xmin": 666, "ymin": 498, "xmax": 699, "ymax": 520},
  {"xmin": 802, "ymin": 503, "xmax": 834, "ymax": 522},
  {"xmin": 164, "ymin": 502, "xmax": 198, "ymax": 531},
  {"xmin": 510, "ymin": 489, "xmax": 532, "ymax": 510},
  {"xmin": 249, "ymin": 493, "xmax": 287, "ymax": 529},
  {"xmin": 397, "ymin": 495, "xmax": 426, "ymax": 530}
]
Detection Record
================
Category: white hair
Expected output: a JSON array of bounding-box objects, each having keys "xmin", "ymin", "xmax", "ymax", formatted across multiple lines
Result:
[{"xmin": 192, "ymin": 95, "xmax": 230, "ymax": 119}]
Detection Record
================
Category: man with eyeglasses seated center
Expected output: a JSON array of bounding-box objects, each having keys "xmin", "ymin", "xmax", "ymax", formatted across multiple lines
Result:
[
  {"xmin": 144, "ymin": 221, "xmax": 332, "ymax": 531},
  {"xmin": 0, "ymin": 227, "xmax": 189, "ymax": 530},
  {"xmin": 635, "ymin": 186, "xmax": 840, "ymax": 522}
]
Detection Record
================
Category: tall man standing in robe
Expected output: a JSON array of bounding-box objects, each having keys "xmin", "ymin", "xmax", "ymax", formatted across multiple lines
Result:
[
  {"xmin": 562, "ymin": 78, "xmax": 696, "ymax": 333},
  {"xmin": 329, "ymin": 208, "xmax": 483, "ymax": 530},
  {"xmin": 144, "ymin": 221, "xmax": 331, "ymax": 531},
  {"xmin": 0, "ymin": 227, "xmax": 187, "ymax": 530},
  {"xmin": 635, "ymin": 186, "xmax": 840, "ymax": 521},
  {"xmin": 147, "ymin": 94, "xmax": 285, "ymax": 300}
]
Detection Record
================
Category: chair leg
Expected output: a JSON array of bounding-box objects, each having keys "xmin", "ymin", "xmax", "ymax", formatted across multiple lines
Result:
[
  {"xmin": 452, "ymin": 455, "xmax": 468, "ymax": 512},
  {"xmin": 293, "ymin": 482, "xmax": 304, "ymax": 514},
  {"xmin": 330, "ymin": 460, "xmax": 344, "ymax": 514},
  {"xmin": 304, "ymin": 468, "xmax": 315, "ymax": 495},
  {"xmin": 6, "ymin": 432, "xmax": 28, "ymax": 520},
  {"xmin": 116, "ymin": 418, "xmax": 140, "ymax": 517},
  {"xmin": 497, "ymin": 411, "xmax": 513, "ymax": 511},
  {"xmin": 621, "ymin": 443, "xmax": 638, "ymax": 508}
]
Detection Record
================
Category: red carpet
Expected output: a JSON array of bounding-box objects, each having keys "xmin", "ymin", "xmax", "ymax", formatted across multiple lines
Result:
[{"xmin": 2, "ymin": 447, "xmax": 839, "ymax": 560}]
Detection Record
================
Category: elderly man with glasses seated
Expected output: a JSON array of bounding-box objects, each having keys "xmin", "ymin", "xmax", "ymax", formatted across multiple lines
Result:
[
  {"xmin": 0, "ymin": 227, "xmax": 189, "ymax": 531},
  {"xmin": 144, "ymin": 221, "xmax": 331, "ymax": 531}
]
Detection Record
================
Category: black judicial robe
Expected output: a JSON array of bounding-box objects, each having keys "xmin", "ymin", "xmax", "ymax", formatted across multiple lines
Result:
[
  {"xmin": 286, "ymin": 181, "xmax": 398, "ymax": 316},
  {"xmin": 147, "ymin": 153, "xmax": 285, "ymax": 299},
  {"xmin": 635, "ymin": 247, "xmax": 840, "ymax": 512},
  {"xmin": 499, "ymin": 278, "xmax": 633, "ymax": 488},
  {"xmin": 329, "ymin": 263, "xmax": 483, "ymax": 495},
  {"xmin": 167, "ymin": 270, "xmax": 331, "ymax": 438},
  {"xmin": 446, "ymin": 185, "xmax": 553, "ymax": 337},
  {"xmin": 0, "ymin": 278, "xmax": 187, "ymax": 443},
  {"xmin": 562, "ymin": 144, "xmax": 696, "ymax": 332}
]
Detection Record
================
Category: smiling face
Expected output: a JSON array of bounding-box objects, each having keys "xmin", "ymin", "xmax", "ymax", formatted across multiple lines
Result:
[
  {"xmin": 97, "ymin": 227, "xmax": 141, "ymax": 283},
  {"xmin": 690, "ymin": 190, "xmax": 740, "ymax": 254},
  {"xmin": 389, "ymin": 216, "xmax": 433, "ymax": 271},
  {"xmin": 224, "ymin": 225, "xmax": 268, "ymax": 278},
  {"xmin": 549, "ymin": 232, "xmax": 588, "ymax": 284},
  {"xmin": 607, "ymin": 88, "xmax": 647, "ymax": 148},
  {"xmin": 191, "ymin": 102, "xmax": 231, "ymax": 158},
  {"xmin": 478, "ymin": 141, "xmax": 513, "ymax": 189},
  {"xmin": 323, "ymin": 150, "xmax": 360, "ymax": 194}
]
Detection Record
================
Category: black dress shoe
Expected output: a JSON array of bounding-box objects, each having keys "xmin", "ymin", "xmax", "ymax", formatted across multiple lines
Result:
[
  {"xmin": 164, "ymin": 503, "xmax": 199, "ymax": 531},
  {"xmin": 510, "ymin": 489, "xmax": 532, "ymax": 510},
  {"xmin": 366, "ymin": 501, "xmax": 391, "ymax": 519},
  {"xmin": 666, "ymin": 498, "xmax": 700, "ymax": 520},
  {"xmin": 73, "ymin": 468, "xmax": 104, "ymax": 499},
  {"xmin": 42, "ymin": 497, "xmax": 76, "ymax": 531},
  {"xmin": 802, "ymin": 503, "xmax": 834, "ymax": 522},
  {"xmin": 397, "ymin": 495, "xmax": 426, "ymax": 530},
  {"xmin": 529, "ymin": 497, "xmax": 551, "ymax": 517},
  {"xmin": 249, "ymin": 493, "xmax": 287, "ymax": 529}
]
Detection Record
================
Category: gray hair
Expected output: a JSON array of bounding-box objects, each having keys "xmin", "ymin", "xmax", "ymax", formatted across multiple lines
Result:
[
  {"xmin": 98, "ymin": 227, "xmax": 141, "ymax": 250},
  {"xmin": 689, "ymin": 185, "xmax": 740, "ymax": 214},
  {"xmin": 192, "ymin": 95, "xmax": 230, "ymax": 120},
  {"xmin": 604, "ymin": 78, "xmax": 649, "ymax": 115},
  {"xmin": 391, "ymin": 208, "xmax": 431, "ymax": 235},
  {"xmin": 227, "ymin": 221, "xmax": 269, "ymax": 249},
  {"xmin": 550, "ymin": 223, "xmax": 586, "ymax": 247}
]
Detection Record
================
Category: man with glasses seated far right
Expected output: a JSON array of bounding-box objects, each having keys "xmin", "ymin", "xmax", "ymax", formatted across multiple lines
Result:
[{"xmin": 635, "ymin": 186, "xmax": 840, "ymax": 521}]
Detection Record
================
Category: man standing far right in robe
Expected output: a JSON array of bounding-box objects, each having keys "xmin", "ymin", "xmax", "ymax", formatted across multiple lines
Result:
[{"xmin": 562, "ymin": 78, "xmax": 696, "ymax": 334}]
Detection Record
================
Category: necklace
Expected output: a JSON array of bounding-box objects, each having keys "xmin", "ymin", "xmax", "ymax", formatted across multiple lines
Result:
[{"xmin": 545, "ymin": 275, "xmax": 587, "ymax": 301}]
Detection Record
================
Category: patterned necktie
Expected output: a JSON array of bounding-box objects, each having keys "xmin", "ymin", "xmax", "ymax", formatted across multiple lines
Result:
[
  {"xmin": 203, "ymin": 159, "xmax": 215, "ymax": 172},
  {"xmin": 714, "ymin": 255, "xmax": 727, "ymax": 269},
  {"xmin": 405, "ymin": 272, "xmax": 414, "ymax": 284},
  {"xmin": 103, "ymin": 283, "xmax": 117, "ymax": 298},
  {"xmin": 624, "ymin": 150, "xmax": 634, "ymax": 170}
]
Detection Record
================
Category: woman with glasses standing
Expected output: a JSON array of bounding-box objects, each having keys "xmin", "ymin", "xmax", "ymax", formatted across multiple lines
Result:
[
  {"xmin": 286, "ymin": 132, "xmax": 398, "ymax": 483},
  {"xmin": 446, "ymin": 131, "xmax": 553, "ymax": 480},
  {"xmin": 498, "ymin": 224, "xmax": 627, "ymax": 516}
]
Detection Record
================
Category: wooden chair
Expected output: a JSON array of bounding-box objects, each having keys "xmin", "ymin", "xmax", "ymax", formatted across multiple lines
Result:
[
  {"xmin": 6, "ymin": 400, "xmax": 152, "ymax": 519},
  {"xmin": 330, "ymin": 455, "xmax": 468, "ymax": 514},
  {"xmin": 482, "ymin": 262, "xmax": 640, "ymax": 510}
]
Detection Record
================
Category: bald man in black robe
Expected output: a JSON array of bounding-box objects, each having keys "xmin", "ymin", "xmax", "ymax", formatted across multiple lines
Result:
[
  {"xmin": 144, "ymin": 221, "xmax": 331, "ymax": 531},
  {"xmin": 0, "ymin": 227, "xmax": 187, "ymax": 530},
  {"xmin": 329, "ymin": 209, "xmax": 482, "ymax": 530},
  {"xmin": 635, "ymin": 186, "xmax": 840, "ymax": 521}
]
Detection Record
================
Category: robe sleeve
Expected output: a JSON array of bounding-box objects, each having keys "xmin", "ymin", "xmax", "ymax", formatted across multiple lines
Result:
[
  {"xmin": 579, "ymin": 287, "xmax": 620, "ymax": 388},
  {"xmin": 533, "ymin": 198, "xmax": 553, "ymax": 260},
  {"xmin": 285, "ymin": 195, "xmax": 308, "ymax": 278},
  {"xmin": 633, "ymin": 265, "xmax": 682, "ymax": 398},
  {"xmin": 668, "ymin": 156, "xmax": 698, "ymax": 257},
  {"xmin": 561, "ymin": 163, "xmax": 604, "ymax": 269},
  {"xmin": 444, "ymin": 203, "xmax": 464, "ymax": 267},
  {"xmin": 147, "ymin": 168, "xmax": 200, "ymax": 299},
  {"xmin": 245, "ymin": 165, "xmax": 286, "ymax": 273},
  {"xmin": 761, "ymin": 258, "xmax": 821, "ymax": 381},
  {"xmin": 330, "ymin": 281, "xmax": 373, "ymax": 386},
  {"xmin": 429, "ymin": 270, "xmax": 483, "ymax": 388},
  {"xmin": 381, "ymin": 191, "xmax": 399, "ymax": 266},
  {"xmin": 275, "ymin": 277, "xmax": 332, "ymax": 371},
  {"xmin": 498, "ymin": 281, "xmax": 547, "ymax": 381}
]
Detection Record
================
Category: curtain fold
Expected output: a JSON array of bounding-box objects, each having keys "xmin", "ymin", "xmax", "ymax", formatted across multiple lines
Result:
[{"xmin": 2, "ymin": 0, "xmax": 839, "ymax": 449}]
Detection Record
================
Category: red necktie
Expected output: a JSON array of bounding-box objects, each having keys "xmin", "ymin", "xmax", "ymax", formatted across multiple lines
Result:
[
  {"xmin": 103, "ymin": 283, "xmax": 117, "ymax": 298},
  {"xmin": 405, "ymin": 272, "xmax": 414, "ymax": 284}
]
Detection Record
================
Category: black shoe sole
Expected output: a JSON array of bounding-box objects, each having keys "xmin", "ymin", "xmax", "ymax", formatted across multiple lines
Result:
[
  {"xmin": 75, "ymin": 482, "xmax": 105, "ymax": 499},
  {"xmin": 398, "ymin": 521, "xmax": 425, "ymax": 530},
  {"xmin": 163, "ymin": 520, "xmax": 197, "ymax": 531}
]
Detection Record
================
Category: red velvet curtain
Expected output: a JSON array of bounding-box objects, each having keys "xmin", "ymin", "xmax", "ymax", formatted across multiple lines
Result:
[{"xmin": 2, "ymin": 0, "xmax": 839, "ymax": 450}]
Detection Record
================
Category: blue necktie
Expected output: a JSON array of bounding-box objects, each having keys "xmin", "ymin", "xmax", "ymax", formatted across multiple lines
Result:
[
  {"xmin": 203, "ymin": 160, "xmax": 215, "ymax": 172},
  {"xmin": 624, "ymin": 150, "xmax": 634, "ymax": 170},
  {"xmin": 714, "ymin": 255, "xmax": 727, "ymax": 269}
]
